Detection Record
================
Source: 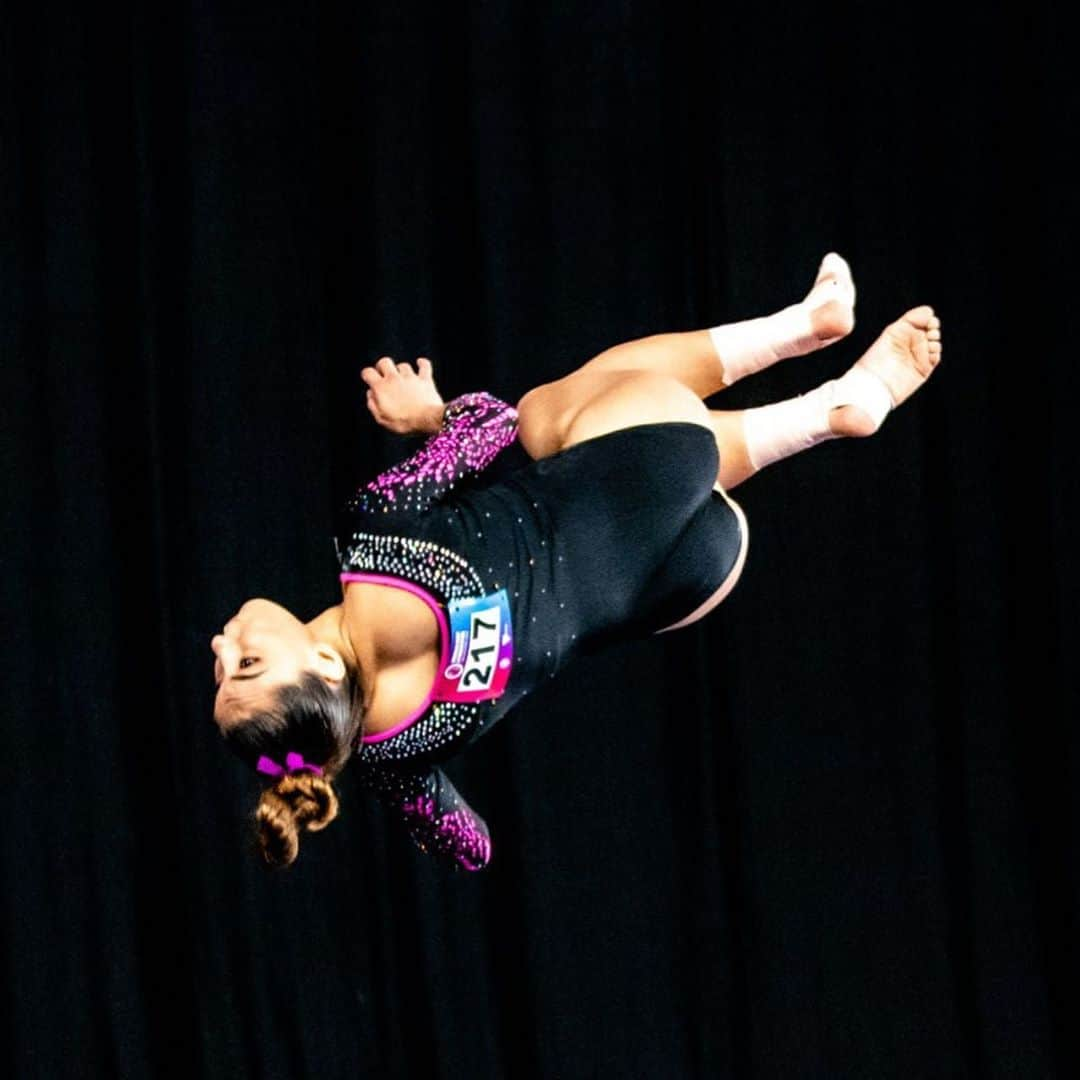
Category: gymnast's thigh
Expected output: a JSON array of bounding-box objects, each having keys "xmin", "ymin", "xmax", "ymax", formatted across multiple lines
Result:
[{"xmin": 517, "ymin": 369, "xmax": 713, "ymax": 461}]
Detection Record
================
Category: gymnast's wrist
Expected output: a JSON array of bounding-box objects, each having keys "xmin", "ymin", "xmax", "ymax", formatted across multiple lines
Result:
[{"xmin": 417, "ymin": 402, "xmax": 446, "ymax": 436}]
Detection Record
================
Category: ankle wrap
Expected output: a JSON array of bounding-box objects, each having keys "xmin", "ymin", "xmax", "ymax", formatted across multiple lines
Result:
[{"xmin": 741, "ymin": 367, "xmax": 893, "ymax": 471}]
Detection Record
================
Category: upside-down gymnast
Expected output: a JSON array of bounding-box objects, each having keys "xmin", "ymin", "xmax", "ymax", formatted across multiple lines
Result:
[{"xmin": 210, "ymin": 254, "xmax": 943, "ymax": 870}]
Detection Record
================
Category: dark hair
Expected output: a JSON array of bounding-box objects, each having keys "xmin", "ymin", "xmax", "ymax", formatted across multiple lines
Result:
[{"xmin": 221, "ymin": 668, "xmax": 365, "ymax": 868}]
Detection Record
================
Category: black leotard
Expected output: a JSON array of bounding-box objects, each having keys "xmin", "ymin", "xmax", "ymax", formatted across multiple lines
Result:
[{"xmin": 333, "ymin": 392, "xmax": 746, "ymax": 870}]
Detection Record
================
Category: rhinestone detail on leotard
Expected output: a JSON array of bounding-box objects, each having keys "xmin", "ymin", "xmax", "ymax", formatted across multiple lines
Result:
[
  {"xmin": 343, "ymin": 392, "xmax": 518, "ymax": 516},
  {"xmin": 339, "ymin": 531, "xmax": 496, "ymax": 764}
]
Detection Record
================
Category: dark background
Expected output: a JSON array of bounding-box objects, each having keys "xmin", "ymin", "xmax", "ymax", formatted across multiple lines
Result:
[{"xmin": 2, "ymin": 2, "xmax": 1075, "ymax": 1077}]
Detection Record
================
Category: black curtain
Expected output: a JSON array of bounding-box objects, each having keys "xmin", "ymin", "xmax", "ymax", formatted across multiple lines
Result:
[{"xmin": 3, "ymin": 2, "xmax": 1075, "ymax": 1077}]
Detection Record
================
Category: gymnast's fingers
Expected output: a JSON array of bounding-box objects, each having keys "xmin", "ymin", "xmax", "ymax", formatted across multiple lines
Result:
[
  {"xmin": 360, "ymin": 366, "xmax": 380, "ymax": 387},
  {"xmin": 375, "ymin": 356, "xmax": 398, "ymax": 377},
  {"xmin": 417, "ymin": 357, "xmax": 434, "ymax": 381},
  {"xmin": 397, "ymin": 362, "xmax": 415, "ymax": 377}
]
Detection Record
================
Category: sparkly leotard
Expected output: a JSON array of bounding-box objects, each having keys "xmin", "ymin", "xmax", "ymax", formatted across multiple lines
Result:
[{"xmin": 334, "ymin": 392, "xmax": 747, "ymax": 871}]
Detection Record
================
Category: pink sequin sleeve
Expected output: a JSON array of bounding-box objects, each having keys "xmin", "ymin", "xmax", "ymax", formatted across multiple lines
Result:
[
  {"xmin": 357, "ymin": 761, "xmax": 493, "ymax": 871},
  {"xmin": 348, "ymin": 392, "xmax": 519, "ymax": 515}
]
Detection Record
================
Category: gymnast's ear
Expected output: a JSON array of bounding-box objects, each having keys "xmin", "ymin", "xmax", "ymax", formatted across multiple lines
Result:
[{"xmin": 310, "ymin": 642, "xmax": 347, "ymax": 684}]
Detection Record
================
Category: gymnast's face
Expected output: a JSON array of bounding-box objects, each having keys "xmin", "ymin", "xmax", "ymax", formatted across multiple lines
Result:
[{"xmin": 210, "ymin": 598, "xmax": 313, "ymax": 729}]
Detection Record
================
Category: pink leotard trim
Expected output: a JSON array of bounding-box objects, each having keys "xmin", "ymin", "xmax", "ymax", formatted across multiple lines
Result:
[{"xmin": 339, "ymin": 572, "xmax": 450, "ymax": 744}]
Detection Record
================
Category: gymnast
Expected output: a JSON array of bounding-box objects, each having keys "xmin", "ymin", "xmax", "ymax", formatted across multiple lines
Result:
[{"xmin": 210, "ymin": 254, "xmax": 943, "ymax": 870}]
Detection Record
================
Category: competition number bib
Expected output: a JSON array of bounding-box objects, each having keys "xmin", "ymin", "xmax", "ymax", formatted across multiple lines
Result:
[{"xmin": 433, "ymin": 589, "xmax": 514, "ymax": 704}]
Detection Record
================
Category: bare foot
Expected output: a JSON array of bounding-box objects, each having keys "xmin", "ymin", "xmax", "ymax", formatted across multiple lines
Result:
[
  {"xmin": 829, "ymin": 306, "xmax": 943, "ymax": 437},
  {"xmin": 708, "ymin": 251, "xmax": 857, "ymax": 383},
  {"xmin": 804, "ymin": 252, "xmax": 856, "ymax": 347}
]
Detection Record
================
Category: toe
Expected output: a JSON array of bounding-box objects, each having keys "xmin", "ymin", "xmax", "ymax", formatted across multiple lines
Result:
[
  {"xmin": 902, "ymin": 305, "xmax": 935, "ymax": 329},
  {"xmin": 928, "ymin": 328, "xmax": 941, "ymax": 342},
  {"xmin": 817, "ymin": 251, "xmax": 851, "ymax": 282}
]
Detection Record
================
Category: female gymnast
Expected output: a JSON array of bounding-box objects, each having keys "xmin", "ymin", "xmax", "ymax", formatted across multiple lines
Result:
[{"xmin": 210, "ymin": 254, "xmax": 943, "ymax": 870}]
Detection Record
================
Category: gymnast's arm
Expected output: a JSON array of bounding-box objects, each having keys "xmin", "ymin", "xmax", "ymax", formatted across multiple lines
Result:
[
  {"xmin": 344, "ymin": 356, "xmax": 520, "ymax": 516},
  {"xmin": 356, "ymin": 759, "xmax": 493, "ymax": 871}
]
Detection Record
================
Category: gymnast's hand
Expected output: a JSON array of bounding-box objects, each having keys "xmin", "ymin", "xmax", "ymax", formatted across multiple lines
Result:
[{"xmin": 361, "ymin": 356, "xmax": 446, "ymax": 436}]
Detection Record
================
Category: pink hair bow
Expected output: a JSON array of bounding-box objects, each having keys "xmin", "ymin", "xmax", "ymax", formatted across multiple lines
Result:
[{"xmin": 256, "ymin": 751, "xmax": 324, "ymax": 778}]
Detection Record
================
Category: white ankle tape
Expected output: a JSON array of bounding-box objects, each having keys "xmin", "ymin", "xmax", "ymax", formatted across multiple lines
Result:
[
  {"xmin": 708, "ymin": 303, "xmax": 814, "ymax": 385},
  {"xmin": 741, "ymin": 367, "xmax": 894, "ymax": 471},
  {"xmin": 708, "ymin": 254, "xmax": 856, "ymax": 386},
  {"xmin": 829, "ymin": 366, "xmax": 894, "ymax": 426}
]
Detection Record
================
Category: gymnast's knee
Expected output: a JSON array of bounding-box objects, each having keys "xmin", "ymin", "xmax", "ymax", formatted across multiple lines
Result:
[{"xmin": 515, "ymin": 384, "xmax": 566, "ymax": 460}]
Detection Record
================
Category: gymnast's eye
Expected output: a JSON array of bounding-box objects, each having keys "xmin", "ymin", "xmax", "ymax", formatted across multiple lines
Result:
[{"xmin": 239, "ymin": 657, "xmax": 258, "ymax": 669}]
